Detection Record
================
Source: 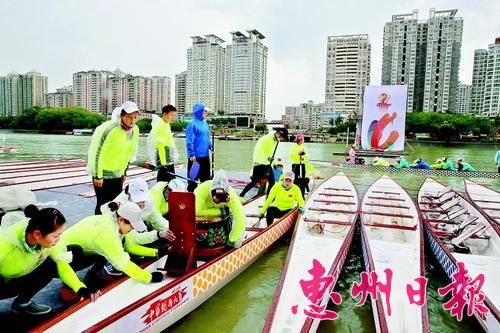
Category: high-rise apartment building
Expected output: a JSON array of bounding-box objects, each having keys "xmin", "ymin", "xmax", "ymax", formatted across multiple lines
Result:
[
  {"xmin": 151, "ymin": 76, "xmax": 171, "ymax": 113},
  {"xmin": 224, "ymin": 30, "xmax": 268, "ymax": 124},
  {"xmin": 175, "ymin": 71, "xmax": 187, "ymax": 115},
  {"xmin": 282, "ymin": 101, "xmax": 327, "ymax": 130},
  {"xmin": 0, "ymin": 70, "xmax": 47, "ymax": 116},
  {"xmin": 382, "ymin": 9, "xmax": 463, "ymax": 113},
  {"xmin": 324, "ymin": 34, "xmax": 371, "ymax": 118},
  {"xmin": 44, "ymin": 86, "xmax": 74, "ymax": 108},
  {"xmin": 186, "ymin": 35, "xmax": 226, "ymax": 114},
  {"xmin": 73, "ymin": 70, "xmax": 112, "ymax": 114},
  {"xmin": 482, "ymin": 38, "xmax": 500, "ymax": 118},
  {"xmin": 471, "ymin": 49, "xmax": 488, "ymax": 115},
  {"xmin": 455, "ymin": 83, "xmax": 471, "ymax": 114}
]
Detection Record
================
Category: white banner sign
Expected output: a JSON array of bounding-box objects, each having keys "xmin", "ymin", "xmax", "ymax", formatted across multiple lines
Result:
[{"xmin": 361, "ymin": 85, "xmax": 408, "ymax": 151}]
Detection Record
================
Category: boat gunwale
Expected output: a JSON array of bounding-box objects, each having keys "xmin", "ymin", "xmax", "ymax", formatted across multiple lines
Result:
[{"xmin": 463, "ymin": 179, "xmax": 500, "ymax": 237}]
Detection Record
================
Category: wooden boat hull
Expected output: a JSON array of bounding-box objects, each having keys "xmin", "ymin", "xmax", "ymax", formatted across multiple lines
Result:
[
  {"xmin": 464, "ymin": 179, "xmax": 500, "ymax": 234},
  {"xmin": 360, "ymin": 175, "xmax": 429, "ymax": 333},
  {"xmin": 264, "ymin": 172, "xmax": 359, "ymax": 333},
  {"xmin": 418, "ymin": 178, "xmax": 500, "ymax": 332},
  {"xmin": 33, "ymin": 198, "xmax": 298, "ymax": 332}
]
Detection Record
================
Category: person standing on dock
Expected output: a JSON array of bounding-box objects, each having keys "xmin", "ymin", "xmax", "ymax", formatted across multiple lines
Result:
[
  {"xmin": 186, "ymin": 103, "xmax": 212, "ymax": 192},
  {"xmin": 0, "ymin": 205, "xmax": 100, "ymax": 315},
  {"xmin": 239, "ymin": 127, "xmax": 288, "ymax": 198},
  {"xmin": 259, "ymin": 171, "xmax": 304, "ymax": 226},
  {"xmin": 348, "ymin": 145, "xmax": 357, "ymax": 164},
  {"xmin": 88, "ymin": 101, "xmax": 140, "ymax": 214},
  {"xmin": 148, "ymin": 104, "xmax": 178, "ymax": 182}
]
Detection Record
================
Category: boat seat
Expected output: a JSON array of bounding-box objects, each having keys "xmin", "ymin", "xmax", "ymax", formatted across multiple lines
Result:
[
  {"xmin": 440, "ymin": 197, "xmax": 461, "ymax": 211},
  {"xmin": 451, "ymin": 223, "xmax": 487, "ymax": 246},
  {"xmin": 422, "ymin": 188, "xmax": 453, "ymax": 200},
  {"xmin": 447, "ymin": 207, "xmax": 468, "ymax": 220},
  {"xmin": 454, "ymin": 216, "xmax": 479, "ymax": 234},
  {"xmin": 419, "ymin": 191, "xmax": 456, "ymax": 206}
]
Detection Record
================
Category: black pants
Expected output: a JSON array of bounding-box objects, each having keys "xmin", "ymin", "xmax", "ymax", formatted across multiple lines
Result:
[
  {"xmin": 292, "ymin": 164, "xmax": 309, "ymax": 197},
  {"xmin": 266, "ymin": 207, "xmax": 292, "ymax": 226},
  {"xmin": 157, "ymin": 164, "xmax": 175, "ymax": 182},
  {"xmin": 67, "ymin": 245, "xmax": 110, "ymax": 290},
  {"xmin": 240, "ymin": 164, "xmax": 274, "ymax": 197},
  {"xmin": 93, "ymin": 177, "xmax": 123, "ymax": 215},
  {"xmin": 187, "ymin": 156, "xmax": 211, "ymax": 192},
  {"xmin": 0, "ymin": 259, "xmax": 58, "ymax": 305}
]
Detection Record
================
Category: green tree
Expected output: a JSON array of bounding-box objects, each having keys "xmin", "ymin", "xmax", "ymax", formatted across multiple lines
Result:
[
  {"xmin": 9, "ymin": 107, "xmax": 42, "ymax": 129},
  {"xmin": 136, "ymin": 119, "xmax": 152, "ymax": 133},
  {"xmin": 170, "ymin": 120, "xmax": 188, "ymax": 132},
  {"xmin": 254, "ymin": 123, "xmax": 267, "ymax": 133}
]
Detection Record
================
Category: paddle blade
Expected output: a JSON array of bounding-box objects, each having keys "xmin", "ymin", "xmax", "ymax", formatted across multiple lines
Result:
[{"xmin": 188, "ymin": 161, "xmax": 200, "ymax": 179}]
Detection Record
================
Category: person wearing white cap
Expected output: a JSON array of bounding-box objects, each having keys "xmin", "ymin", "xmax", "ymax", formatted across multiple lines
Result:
[
  {"xmin": 87, "ymin": 101, "xmax": 140, "ymax": 215},
  {"xmin": 372, "ymin": 156, "xmax": 390, "ymax": 167},
  {"xmin": 259, "ymin": 171, "xmax": 304, "ymax": 226},
  {"xmin": 186, "ymin": 103, "xmax": 212, "ymax": 192},
  {"xmin": 430, "ymin": 159, "xmax": 445, "ymax": 170},
  {"xmin": 101, "ymin": 178, "xmax": 177, "ymax": 253},
  {"xmin": 62, "ymin": 202, "xmax": 165, "ymax": 290},
  {"xmin": 194, "ymin": 170, "xmax": 246, "ymax": 248}
]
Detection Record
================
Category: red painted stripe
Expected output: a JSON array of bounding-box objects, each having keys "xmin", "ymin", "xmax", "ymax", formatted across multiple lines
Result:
[
  {"xmin": 0, "ymin": 162, "xmax": 86, "ymax": 174},
  {"xmin": 368, "ymin": 196, "xmax": 406, "ymax": 202},
  {"xmin": 309, "ymin": 207, "xmax": 356, "ymax": 214},
  {"xmin": 313, "ymin": 199, "xmax": 355, "ymax": 205},
  {"xmin": 364, "ymin": 222, "xmax": 417, "ymax": 231},
  {"xmin": 362, "ymin": 210, "xmax": 413, "ymax": 218},
  {"xmin": 319, "ymin": 193, "xmax": 354, "ymax": 198},
  {"xmin": 364, "ymin": 202, "xmax": 410, "ymax": 209},
  {"xmin": 324, "ymin": 187, "xmax": 351, "ymax": 191},
  {"xmin": 372, "ymin": 190, "xmax": 400, "ymax": 195},
  {"xmin": 475, "ymin": 199, "xmax": 500, "ymax": 204}
]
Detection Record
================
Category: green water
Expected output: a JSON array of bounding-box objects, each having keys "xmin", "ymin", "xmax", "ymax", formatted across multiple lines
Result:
[{"xmin": 1, "ymin": 130, "xmax": 498, "ymax": 332}]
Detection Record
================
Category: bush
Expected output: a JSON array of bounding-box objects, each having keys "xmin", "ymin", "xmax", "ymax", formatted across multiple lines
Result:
[
  {"xmin": 136, "ymin": 119, "xmax": 152, "ymax": 133},
  {"xmin": 170, "ymin": 120, "xmax": 188, "ymax": 132}
]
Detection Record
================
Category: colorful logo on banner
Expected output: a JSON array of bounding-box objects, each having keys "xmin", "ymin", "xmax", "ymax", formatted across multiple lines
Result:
[
  {"xmin": 367, "ymin": 112, "xmax": 399, "ymax": 150},
  {"xmin": 377, "ymin": 92, "xmax": 392, "ymax": 110}
]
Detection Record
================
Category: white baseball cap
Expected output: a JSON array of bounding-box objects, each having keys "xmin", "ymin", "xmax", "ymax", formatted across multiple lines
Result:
[
  {"xmin": 283, "ymin": 171, "xmax": 295, "ymax": 180},
  {"xmin": 117, "ymin": 202, "xmax": 147, "ymax": 232},
  {"xmin": 120, "ymin": 101, "xmax": 139, "ymax": 114},
  {"xmin": 128, "ymin": 178, "xmax": 151, "ymax": 203},
  {"xmin": 168, "ymin": 179, "xmax": 186, "ymax": 192}
]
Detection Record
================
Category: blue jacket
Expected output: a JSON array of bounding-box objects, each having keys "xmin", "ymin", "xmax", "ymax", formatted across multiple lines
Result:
[
  {"xmin": 411, "ymin": 161, "xmax": 431, "ymax": 170},
  {"xmin": 186, "ymin": 103, "xmax": 212, "ymax": 158},
  {"xmin": 496, "ymin": 150, "xmax": 500, "ymax": 166}
]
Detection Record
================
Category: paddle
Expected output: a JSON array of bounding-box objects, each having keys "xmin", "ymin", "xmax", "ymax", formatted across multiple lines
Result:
[
  {"xmin": 188, "ymin": 161, "xmax": 200, "ymax": 180},
  {"xmin": 252, "ymin": 217, "xmax": 263, "ymax": 228},
  {"xmin": 211, "ymin": 131, "xmax": 215, "ymax": 179},
  {"xmin": 167, "ymin": 171, "xmax": 200, "ymax": 184}
]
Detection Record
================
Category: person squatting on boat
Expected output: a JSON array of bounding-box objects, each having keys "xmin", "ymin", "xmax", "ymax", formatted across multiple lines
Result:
[
  {"xmin": 259, "ymin": 171, "xmax": 304, "ymax": 226},
  {"xmin": 61, "ymin": 202, "xmax": 165, "ymax": 292},
  {"xmin": 290, "ymin": 133, "xmax": 315, "ymax": 197},
  {"xmin": 239, "ymin": 127, "xmax": 289, "ymax": 198},
  {"xmin": 372, "ymin": 156, "xmax": 390, "ymax": 167},
  {"xmin": 87, "ymin": 101, "xmax": 140, "ymax": 214},
  {"xmin": 394, "ymin": 156, "xmax": 410, "ymax": 169},
  {"xmin": 148, "ymin": 104, "xmax": 178, "ymax": 183},
  {"xmin": 0, "ymin": 205, "xmax": 100, "ymax": 315},
  {"xmin": 457, "ymin": 159, "xmax": 476, "ymax": 172},
  {"xmin": 186, "ymin": 103, "xmax": 212, "ymax": 192},
  {"xmin": 195, "ymin": 170, "xmax": 246, "ymax": 248},
  {"xmin": 411, "ymin": 158, "xmax": 431, "ymax": 169}
]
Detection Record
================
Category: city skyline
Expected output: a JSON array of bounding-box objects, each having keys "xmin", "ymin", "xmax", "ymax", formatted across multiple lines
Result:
[{"xmin": 1, "ymin": 0, "xmax": 499, "ymax": 119}]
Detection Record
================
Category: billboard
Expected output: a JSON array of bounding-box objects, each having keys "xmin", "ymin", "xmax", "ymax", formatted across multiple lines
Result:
[{"xmin": 361, "ymin": 85, "xmax": 408, "ymax": 151}]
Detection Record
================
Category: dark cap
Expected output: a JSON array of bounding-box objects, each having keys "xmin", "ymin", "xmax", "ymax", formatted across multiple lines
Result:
[{"xmin": 274, "ymin": 127, "xmax": 289, "ymax": 141}]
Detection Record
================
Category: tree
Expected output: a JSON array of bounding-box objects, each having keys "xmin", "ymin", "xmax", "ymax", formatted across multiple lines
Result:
[
  {"xmin": 136, "ymin": 119, "xmax": 152, "ymax": 133},
  {"xmin": 254, "ymin": 123, "xmax": 267, "ymax": 133},
  {"xmin": 170, "ymin": 120, "xmax": 188, "ymax": 132}
]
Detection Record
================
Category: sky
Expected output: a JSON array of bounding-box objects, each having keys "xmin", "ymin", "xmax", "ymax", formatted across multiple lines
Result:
[{"xmin": 1, "ymin": 0, "xmax": 499, "ymax": 120}]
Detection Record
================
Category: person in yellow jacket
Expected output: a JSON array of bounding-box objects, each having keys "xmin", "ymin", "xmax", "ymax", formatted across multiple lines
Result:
[
  {"xmin": 195, "ymin": 170, "xmax": 246, "ymax": 248},
  {"xmin": 430, "ymin": 159, "xmax": 445, "ymax": 170},
  {"xmin": 149, "ymin": 179, "xmax": 186, "ymax": 218},
  {"xmin": 372, "ymin": 156, "xmax": 390, "ymax": 167},
  {"xmin": 240, "ymin": 127, "xmax": 288, "ymax": 198},
  {"xmin": 0, "ymin": 205, "xmax": 99, "ymax": 315},
  {"xmin": 87, "ymin": 101, "xmax": 140, "ymax": 214},
  {"xmin": 62, "ymin": 202, "xmax": 165, "ymax": 290},
  {"xmin": 290, "ymin": 133, "xmax": 315, "ymax": 197},
  {"xmin": 147, "ymin": 105, "xmax": 178, "ymax": 182},
  {"xmin": 260, "ymin": 171, "xmax": 305, "ymax": 226}
]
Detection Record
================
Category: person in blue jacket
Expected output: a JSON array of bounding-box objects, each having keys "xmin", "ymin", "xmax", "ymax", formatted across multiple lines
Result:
[
  {"xmin": 410, "ymin": 158, "xmax": 431, "ymax": 170},
  {"xmin": 186, "ymin": 103, "xmax": 212, "ymax": 192}
]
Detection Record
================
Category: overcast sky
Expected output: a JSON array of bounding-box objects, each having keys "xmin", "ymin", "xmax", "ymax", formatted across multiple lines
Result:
[{"xmin": 1, "ymin": 0, "xmax": 499, "ymax": 119}]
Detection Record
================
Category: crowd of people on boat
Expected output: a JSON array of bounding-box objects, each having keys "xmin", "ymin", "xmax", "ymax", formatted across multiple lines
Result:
[
  {"xmin": 370, "ymin": 155, "xmax": 477, "ymax": 171},
  {"xmin": 0, "ymin": 101, "xmax": 306, "ymax": 316}
]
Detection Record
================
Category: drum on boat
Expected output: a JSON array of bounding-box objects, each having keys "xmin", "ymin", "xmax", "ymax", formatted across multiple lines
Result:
[{"xmin": 195, "ymin": 215, "xmax": 232, "ymax": 259}]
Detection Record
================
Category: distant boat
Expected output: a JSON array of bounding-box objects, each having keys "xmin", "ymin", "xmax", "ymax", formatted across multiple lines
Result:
[
  {"xmin": 226, "ymin": 135, "xmax": 241, "ymax": 141},
  {"xmin": 0, "ymin": 146, "xmax": 16, "ymax": 154},
  {"xmin": 174, "ymin": 133, "xmax": 186, "ymax": 138},
  {"xmin": 73, "ymin": 129, "xmax": 94, "ymax": 135}
]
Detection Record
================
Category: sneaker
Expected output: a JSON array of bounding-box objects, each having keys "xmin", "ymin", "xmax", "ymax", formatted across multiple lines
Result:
[
  {"xmin": 11, "ymin": 301, "xmax": 51, "ymax": 315},
  {"xmin": 102, "ymin": 261, "xmax": 124, "ymax": 276}
]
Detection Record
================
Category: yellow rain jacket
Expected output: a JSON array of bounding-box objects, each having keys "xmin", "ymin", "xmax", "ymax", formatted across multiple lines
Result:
[
  {"xmin": 373, "ymin": 159, "xmax": 390, "ymax": 167},
  {"xmin": 430, "ymin": 162, "xmax": 445, "ymax": 169},
  {"xmin": 87, "ymin": 120, "xmax": 139, "ymax": 179},
  {"xmin": 253, "ymin": 134, "xmax": 277, "ymax": 166},
  {"xmin": 150, "ymin": 119, "xmax": 174, "ymax": 167},
  {"xmin": 150, "ymin": 182, "xmax": 169, "ymax": 216},
  {"xmin": 0, "ymin": 218, "xmax": 84, "ymax": 292},
  {"xmin": 289, "ymin": 143, "xmax": 316, "ymax": 176},
  {"xmin": 261, "ymin": 183, "xmax": 305, "ymax": 214},
  {"xmin": 194, "ymin": 180, "xmax": 245, "ymax": 245},
  {"xmin": 62, "ymin": 214, "xmax": 155, "ymax": 283}
]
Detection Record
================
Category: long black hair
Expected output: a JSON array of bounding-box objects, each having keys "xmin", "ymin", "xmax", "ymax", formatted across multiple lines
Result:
[
  {"xmin": 24, "ymin": 205, "xmax": 66, "ymax": 235},
  {"xmin": 106, "ymin": 202, "xmax": 131, "ymax": 225}
]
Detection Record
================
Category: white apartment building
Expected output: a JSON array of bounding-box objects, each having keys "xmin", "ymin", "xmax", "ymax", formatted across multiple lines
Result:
[
  {"xmin": 73, "ymin": 70, "xmax": 112, "ymax": 114},
  {"xmin": 471, "ymin": 49, "xmax": 488, "ymax": 115},
  {"xmin": 482, "ymin": 38, "xmax": 500, "ymax": 118},
  {"xmin": 282, "ymin": 101, "xmax": 327, "ymax": 131},
  {"xmin": 175, "ymin": 71, "xmax": 187, "ymax": 115},
  {"xmin": 186, "ymin": 35, "xmax": 225, "ymax": 114},
  {"xmin": 0, "ymin": 70, "xmax": 47, "ymax": 116},
  {"xmin": 324, "ymin": 34, "xmax": 370, "ymax": 118},
  {"xmin": 455, "ymin": 83, "xmax": 471, "ymax": 114},
  {"xmin": 44, "ymin": 86, "xmax": 74, "ymax": 108},
  {"xmin": 224, "ymin": 30, "xmax": 267, "ymax": 125},
  {"xmin": 151, "ymin": 76, "xmax": 171, "ymax": 113},
  {"xmin": 382, "ymin": 8, "xmax": 463, "ymax": 113}
]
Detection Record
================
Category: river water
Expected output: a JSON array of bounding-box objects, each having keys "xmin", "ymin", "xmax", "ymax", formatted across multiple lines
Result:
[{"xmin": 1, "ymin": 130, "xmax": 498, "ymax": 332}]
